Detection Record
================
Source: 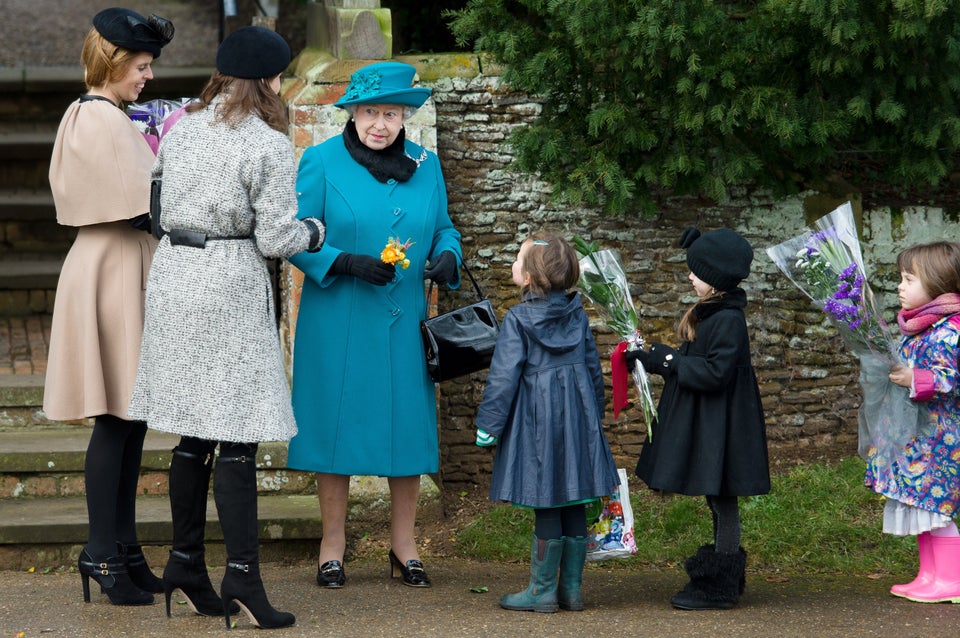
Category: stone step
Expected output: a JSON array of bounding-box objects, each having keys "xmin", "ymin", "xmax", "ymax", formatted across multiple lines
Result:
[
  {"xmin": 0, "ymin": 477, "xmax": 438, "ymax": 570},
  {"xmin": 0, "ymin": 131, "xmax": 55, "ymax": 160},
  {"xmin": 0, "ymin": 428, "xmax": 317, "ymax": 498},
  {"xmin": 0, "ymin": 493, "xmax": 324, "ymax": 570},
  {"xmin": 0, "ymin": 257, "xmax": 63, "ymax": 290},
  {"xmin": 0, "ymin": 373, "xmax": 46, "ymax": 420},
  {"xmin": 0, "ymin": 190, "xmax": 56, "ymax": 220}
]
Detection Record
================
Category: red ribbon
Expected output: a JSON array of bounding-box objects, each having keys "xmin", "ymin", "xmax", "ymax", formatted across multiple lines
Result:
[{"xmin": 611, "ymin": 341, "xmax": 629, "ymax": 419}]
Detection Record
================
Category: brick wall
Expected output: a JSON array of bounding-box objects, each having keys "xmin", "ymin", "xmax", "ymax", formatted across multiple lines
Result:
[{"xmin": 283, "ymin": 53, "xmax": 956, "ymax": 493}]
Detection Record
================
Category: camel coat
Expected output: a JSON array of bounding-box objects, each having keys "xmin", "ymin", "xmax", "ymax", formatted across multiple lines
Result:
[{"xmin": 43, "ymin": 97, "xmax": 157, "ymax": 421}]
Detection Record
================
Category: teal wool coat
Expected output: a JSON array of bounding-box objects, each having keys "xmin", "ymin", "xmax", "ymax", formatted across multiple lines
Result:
[{"xmin": 286, "ymin": 135, "xmax": 461, "ymax": 476}]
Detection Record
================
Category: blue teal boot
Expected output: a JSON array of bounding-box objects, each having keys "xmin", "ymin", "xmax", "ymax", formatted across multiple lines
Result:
[
  {"xmin": 500, "ymin": 536, "xmax": 563, "ymax": 612},
  {"xmin": 557, "ymin": 536, "xmax": 588, "ymax": 611}
]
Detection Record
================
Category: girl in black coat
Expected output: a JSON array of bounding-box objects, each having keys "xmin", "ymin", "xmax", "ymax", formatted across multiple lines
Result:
[{"xmin": 624, "ymin": 227, "xmax": 769, "ymax": 611}]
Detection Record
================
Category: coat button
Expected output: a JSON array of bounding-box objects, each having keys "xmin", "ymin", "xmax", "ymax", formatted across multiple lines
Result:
[
  {"xmin": 393, "ymin": 207, "xmax": 401, "ymax": 216},
  {"xmin": 387, "ymin": 178, "xmax": 397, "ymax": 185},
  {"xmin": 391, "ymin": 308, "xmax": 401, "ymax": 316}
]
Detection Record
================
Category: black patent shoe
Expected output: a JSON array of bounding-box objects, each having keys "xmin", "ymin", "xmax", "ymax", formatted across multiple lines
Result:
[
  {"xmin": 316, "ymin": 560, "xmax": 346, "ymax": 588},
  {"xmin": 78, "ymin": 548, "xmax": 154, "ymax": 606},
  {"xmin": 388, "ymin": 550, "xmax": 431, "ymax": 588}
]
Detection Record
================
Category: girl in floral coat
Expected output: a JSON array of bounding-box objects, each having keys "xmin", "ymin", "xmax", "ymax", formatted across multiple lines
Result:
[{"xmin": 864, "ymin": 240, "xmax": 960, "ymax": 603}]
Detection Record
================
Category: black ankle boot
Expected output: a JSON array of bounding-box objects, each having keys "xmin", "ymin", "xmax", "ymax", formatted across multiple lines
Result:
[
  {"xmin": 117, "ymin": 542, "xmax": 164, "ymax": 593},
  {"xmin": 164, "ymin": 549, "xmax": 231, "ymax": 617},
  {"xmin": 214, "ymin": 447, "xmax": 294, "ymax": 630},
  {"xmin": 78, "ymin": 548, "xmax": 154, "ymax": 606},
  {"xmin": 221, "ymin": 561, "xmax": 295, "ymax": 629}
]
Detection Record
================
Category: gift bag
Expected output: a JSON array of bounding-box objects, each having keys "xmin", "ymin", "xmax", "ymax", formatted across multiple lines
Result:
[{"xmin": 585, "ymin": 468, "xmax": 637, "ymax": 562}]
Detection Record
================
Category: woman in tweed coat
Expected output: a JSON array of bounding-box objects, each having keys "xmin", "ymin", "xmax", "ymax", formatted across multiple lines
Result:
[
  {"xmin": 44, "ymin": 8, "xmax": 173, "ymax": 607},
  {"xmin": 128, "ymin": 27, "xmax": 322, "ymax": 630},
  {"xmin": 286, "ymin": 61, "xmax": 461, "ymax": 589}
]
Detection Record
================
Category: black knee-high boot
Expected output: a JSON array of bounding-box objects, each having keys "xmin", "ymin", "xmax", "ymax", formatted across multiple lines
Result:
[
  {"xmin": 214, "ymin": 445, "xmax": 294, "ymax": 630},
  {"xmin": 163, "ymin": 440, "xmax": 230, "ymax": 617}
]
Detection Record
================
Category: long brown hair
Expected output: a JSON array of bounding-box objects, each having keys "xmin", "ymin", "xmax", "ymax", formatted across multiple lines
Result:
[
  {"xmin": 519, "ymin": 233, "xmax": 579, "ymax": 298},
  {"xmin": 897, "ymin": 240, "xmax": 960, "ymax": 299},
  {"xmin": 80, "ymin": 27, "xmax": 141, "ymax": 90},
  {"xmin": 186, "ymin": 71, "xmax": 288, "ymax": 133},
  {"xmin": 677, "ymin": 290, "xmax": 725, "ymax": 341}
]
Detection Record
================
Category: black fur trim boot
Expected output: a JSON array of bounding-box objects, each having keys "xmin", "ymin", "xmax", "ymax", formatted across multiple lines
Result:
[{"xmin": 670, "ymin": 544, "xmax": 746, "ymax": 610}]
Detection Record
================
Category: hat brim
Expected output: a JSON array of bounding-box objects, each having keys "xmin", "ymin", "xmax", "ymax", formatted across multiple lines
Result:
[{"xmin": 334, "ymin": 87, "xmax": 432, "ymax": 109}]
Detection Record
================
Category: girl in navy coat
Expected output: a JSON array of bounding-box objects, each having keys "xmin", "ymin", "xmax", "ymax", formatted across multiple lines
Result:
[
  {"xmin": 476, "ymin": 233, "xmax": 619, "ymax": 613},
  {"xmin": 624, "ymin": 227, "xmax": 769, "ymax": 611}
]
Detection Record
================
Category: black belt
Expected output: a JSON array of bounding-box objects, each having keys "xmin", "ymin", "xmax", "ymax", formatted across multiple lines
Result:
[{"xmin": 168, "ymin": 228, "xmax": 251, "ymax": 248}]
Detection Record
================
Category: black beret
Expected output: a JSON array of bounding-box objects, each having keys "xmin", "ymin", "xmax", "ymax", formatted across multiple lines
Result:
[
  {"xmin": 93, "ymin": 8, "xmax": 174, "ymax": 58},
  {"xmin": 216, "ymin": 26, "xmax": 291, "ymax": 79}
]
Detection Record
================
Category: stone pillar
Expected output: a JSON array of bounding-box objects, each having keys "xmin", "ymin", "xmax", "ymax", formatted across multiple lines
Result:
[{"xmin": 306, "ymin": 0, "xmax": 392, "ymax": 60}]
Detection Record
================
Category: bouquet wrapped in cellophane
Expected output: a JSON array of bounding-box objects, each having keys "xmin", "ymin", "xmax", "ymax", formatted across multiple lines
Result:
[
  {"xmin": 126, "ymin": 98, "xmax": 194, "ymax": 154},
  {"xmin": 766, "ymin": 202, "xmax": 921, "ymax": 463},
  {"xmin": 573, "ymin": 237, "xmax": 656, "ymax": 440}
]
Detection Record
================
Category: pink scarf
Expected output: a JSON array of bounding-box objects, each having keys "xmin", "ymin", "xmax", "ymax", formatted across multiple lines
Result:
[{"xmin": 897, "ymin": 292, "xmax": 960, "ymax": 336}]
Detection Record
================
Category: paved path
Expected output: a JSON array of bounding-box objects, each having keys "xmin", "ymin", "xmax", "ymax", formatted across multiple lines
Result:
[{"xmin": 1, "ymin": 557, "xmax": 958, "ymax": 637}]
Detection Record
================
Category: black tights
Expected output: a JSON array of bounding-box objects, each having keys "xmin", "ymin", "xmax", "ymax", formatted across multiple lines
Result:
[
  {"xmin": 533, "ymin": 504, "xmax": 588, "ymax": 540},
  {"xmin": 83, "ymin": 414, "xmax": 148, "ymax": 559},
  {"xmin": 706, "ymin": 495, "xmax": 741, "ymax": 554}
]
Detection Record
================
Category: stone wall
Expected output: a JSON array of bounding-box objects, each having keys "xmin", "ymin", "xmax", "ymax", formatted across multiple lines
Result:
[{"xmin": 282, "ymin": 52, "xmax": 956, "ymax": 494}]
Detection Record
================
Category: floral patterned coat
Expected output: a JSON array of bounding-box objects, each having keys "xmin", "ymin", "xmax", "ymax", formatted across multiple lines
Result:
[{"xmin": 865, "ymin": 315, "xmax": 960, "ymax": 517}]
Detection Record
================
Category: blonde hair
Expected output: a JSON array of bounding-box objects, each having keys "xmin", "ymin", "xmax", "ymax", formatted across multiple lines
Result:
[
  {"xmin": 519, "ymin": 233, "xmax": 579, "ymax": 298},
  {"xmin": 897, "ymin": 241, "xmax": 960, "ymax": 299},
  {"xmin": 186, "ymin": 71, "xmax": 288, "ymax": 133},
  {"xmin": 677, "ymin": 290, "xmax": 726, "ymax": 342},
  {"xmin": 80, "ymin": 27, "xmax": 142, "ymax": 90}
]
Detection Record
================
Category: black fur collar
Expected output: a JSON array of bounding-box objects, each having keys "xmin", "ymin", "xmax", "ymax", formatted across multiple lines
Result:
[{"xmin": 342, "ymin": 120, "xmax": 417, "ymax": 183}]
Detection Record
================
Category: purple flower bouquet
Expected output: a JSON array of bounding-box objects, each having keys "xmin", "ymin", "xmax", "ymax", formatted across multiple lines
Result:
[
  {"xmin": 767, "ymin": 202, "xmax": 921, "ymax": 463},
  {"xmin": 126, "ymin": 98, "xmax": 194, "ymax": 154}
]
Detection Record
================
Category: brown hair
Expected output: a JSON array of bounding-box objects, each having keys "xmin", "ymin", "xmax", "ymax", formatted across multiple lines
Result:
[
  {"xmin": 186, "ymin": 71, "xmax": 288, "ymax": 133},
  {"xmin": 520, "ymin": 233, "xmax": 580, "ymax": 298},
  {"xmin": 677, "ymin": 290, "xmax": 726, "ymax": 342},
  {"xmin": 80, "ymin": 27, "xmax": 142, "ymax": 90},
  {"xmin": 896, "ymin": 240, "xmax": 960, "ymax": 299}
]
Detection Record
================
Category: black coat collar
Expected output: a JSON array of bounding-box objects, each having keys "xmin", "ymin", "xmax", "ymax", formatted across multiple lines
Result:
[{"xmin": 342, "ymin": 119, "xmax": 416, "ymax": 183}]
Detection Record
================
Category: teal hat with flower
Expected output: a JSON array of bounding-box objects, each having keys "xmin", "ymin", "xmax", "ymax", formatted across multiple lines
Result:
[{"xmin": 334, "ymin": 61, "xmax": 432, "ymax": 109}]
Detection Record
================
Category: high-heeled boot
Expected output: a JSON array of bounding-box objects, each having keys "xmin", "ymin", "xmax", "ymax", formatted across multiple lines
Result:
[
  {"xmin": 117, "ymin": 542, "xmax": 163, "ymax": 594},
  {"xmin": 214, "ymin": 448, "xmax": 295, "ymax": 630},
  {"xmin": 78, "ymin": 548, "xmax": 154, "ymax": 606},
  {"xmin": 162, "ymin": 445, "xmax": 232, "ymax": 617}
]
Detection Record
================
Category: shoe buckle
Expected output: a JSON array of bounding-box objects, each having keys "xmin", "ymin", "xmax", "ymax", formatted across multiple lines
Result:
[{"xmin": 99, "ymin": 562, "xmax": 109, "ymax": 575}]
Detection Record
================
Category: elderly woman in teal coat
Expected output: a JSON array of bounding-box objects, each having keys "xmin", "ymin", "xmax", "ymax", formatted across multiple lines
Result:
[{"xmin": 286, "ymin": 62, "xmax": 461, "ymax": 589}]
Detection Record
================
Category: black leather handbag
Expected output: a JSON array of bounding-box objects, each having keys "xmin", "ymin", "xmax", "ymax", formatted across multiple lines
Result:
[{"xmin": 421, "ymin": 262, "xmax": 500, "ymax": 382}]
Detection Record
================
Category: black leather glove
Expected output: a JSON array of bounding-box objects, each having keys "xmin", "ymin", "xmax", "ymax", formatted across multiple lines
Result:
[
  {"xmin": 646, "ymin": 342, "xmax": 678, "ymax": 375},
  {"xmin": 127, "ymin": 213, "xmax": 152, "ymax": 233},
  {"xmin": 330, "ymin": 253, "xmax": 396, "ymax": 286},
  {"xmin": 423, "ymin": 251, "xmax": 458, "ymax": 285}
]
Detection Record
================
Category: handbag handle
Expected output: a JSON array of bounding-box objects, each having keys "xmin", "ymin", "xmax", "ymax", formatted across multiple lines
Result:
[{"xmin": 425, "ymin": 260, "xmax": 486, "ymax": 310}]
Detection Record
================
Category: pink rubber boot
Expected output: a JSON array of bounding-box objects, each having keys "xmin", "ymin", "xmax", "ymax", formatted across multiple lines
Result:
[
  {"xmin": 903, "ymin": 536, "xmax": 960, "ymax": 603},
  {"xmin": 891, "ymin": 532, "xmax": 933, "ymax": 598}
]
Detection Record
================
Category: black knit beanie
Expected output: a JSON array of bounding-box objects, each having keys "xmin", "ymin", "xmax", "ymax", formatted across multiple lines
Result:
[{"xmin": 680, "ymin": 226, "xmax": 753, "ymax": 291}]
